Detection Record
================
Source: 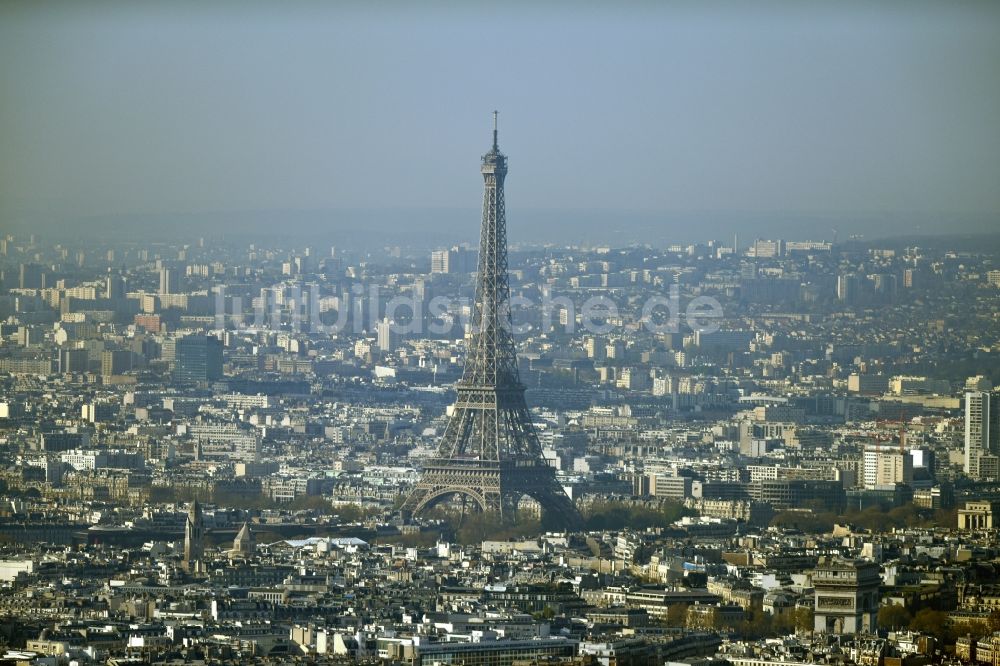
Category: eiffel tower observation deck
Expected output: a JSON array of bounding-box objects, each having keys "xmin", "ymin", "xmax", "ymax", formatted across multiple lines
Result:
[{"xmin": 400, "ymin": 113, "xmax": 583, "ymax": 530}]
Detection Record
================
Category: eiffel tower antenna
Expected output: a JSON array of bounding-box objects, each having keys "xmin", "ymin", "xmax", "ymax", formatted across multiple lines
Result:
[{"xmin": 401, "ymin": 113, "xmax": 582, "ymax": 529}]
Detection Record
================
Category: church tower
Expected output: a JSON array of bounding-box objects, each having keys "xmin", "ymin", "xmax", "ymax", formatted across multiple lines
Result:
[
  {"xmin": 230, "ymin": 521, "xmax": 255, "ymax": 559},
  {"xmin": 183, "ymin": 499, "xmax": 205, "ymax": 572}
]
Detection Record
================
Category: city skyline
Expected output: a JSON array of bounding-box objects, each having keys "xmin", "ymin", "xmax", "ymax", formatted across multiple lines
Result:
[{"xmin": 2, "ymin": 3, "xmax": 1000, "ymax": 664}]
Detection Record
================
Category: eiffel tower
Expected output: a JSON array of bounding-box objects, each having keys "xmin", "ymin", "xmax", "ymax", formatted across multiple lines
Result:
[{"xmin": 401, "ymin": 113, "xmax": 582, "ymax": 530}]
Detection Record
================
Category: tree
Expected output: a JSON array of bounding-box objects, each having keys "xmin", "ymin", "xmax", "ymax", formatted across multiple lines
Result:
[
  {"xmin": 964, "ymin": 621, "xmax": 991, "ymax": 642},
  {"xmin": 289, "ymin": 494, "xmax": 333, "ymax": 514},
  {"xmin": 772, "ymin": 610, "xmax": 798, "ymax": 635},
  {"xmin": 148, "ymin": 486, "xmax": 177, "ymax": 503},
  {"xmin": 334, "ymin": 503, "xmax": 364, "ymax": 523},
  {"xmin": 988, "ymin": 609, "xmax": 1000, "ymax": 633},
  {"xmin": 769, "ymin": 511, "xmax": 836, "ymax": 533},
  {"xmin": 665, "ymin": 603, "xmax": 689, "ymax": 627},
  {"xmin": 909, "ymin": 608, "xmax": 952, "ymax": 644},
  {"xmin": 213, "ymin": 491, "xmax": 276, "ymax": 511},
  {"xmin": 878, "ymin": 604, "xmax": 912, "ymax": 630},
  {"xmin": 794, "ymin": 607, "xmax": 815, "ymax": 634},
  {"xmin": 583, "ymin": 499, "xmax": 688, "ymax": 531},
  {"xmin": 450, "ymin": 510, "xmax": 542, "ymax": 544},
  {"xmin": 686, "ymin": 607, "xmax": 718, "ymax": 630},
  {"xmin": 738, "ymin": 610, "xmax": 773, "ymax": 639}
]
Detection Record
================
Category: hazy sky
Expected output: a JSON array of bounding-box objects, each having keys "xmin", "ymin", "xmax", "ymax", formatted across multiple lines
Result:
[{"xmin": 1, "ymin": 1, "xmax": 999, "ymax": 242}]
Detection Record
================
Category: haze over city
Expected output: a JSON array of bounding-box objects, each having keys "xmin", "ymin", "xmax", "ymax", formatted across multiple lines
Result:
[{"xmin": 2, "ymin": 1, "xmax": 999, "ymax": 245}]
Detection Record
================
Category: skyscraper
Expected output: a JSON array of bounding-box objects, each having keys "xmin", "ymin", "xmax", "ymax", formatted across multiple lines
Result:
[
  {"xmin": 18, "ymin": 263, "xmax": 45, "ymax": 289},
  {"xmin": 837, "ymin": 274, "xmax": 858, "ymax": 303},
  {"xmin": 174, "ymin": 334, "xmax": 223, "ymax": 385},
  {"xmin": 862, "ymin": 444, "xmax": 913, "ymax": 488},
  {"xmin": 965, "ymin": 390, "xmax": 1000, "ymax": 480},
  {"xmin": 431, "ymin": 246, "xmax": 476, "ymax": 274},
  {"xmin": 59, "ymin": 348, "xmax": 89, "ymax": 374},
  {"xmin": 101, "ymin": 350, "xmax": 132, "ymax": 377},
  {"xmin": 376, "ymin": 317, "xmax": 398, "ymax": 353},
  {"xmin": 159, "ymin": 267, "xmax": 180, "ymax": 295},
  {"xmin": 106, "ymin": 273, "xmax": 125, "ymax": 300},
  {"xmin": 430, "ymin": 249, "xmax": 450, "ymax": 274}
]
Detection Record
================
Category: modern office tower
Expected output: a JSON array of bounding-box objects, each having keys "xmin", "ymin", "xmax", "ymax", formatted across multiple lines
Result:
[
  {"xmin": 836, "ymin": 274, "xmax": 858, "ymax": 303},
  {"xmin": 847, "ymin": 374, "xmax": 889, "ymax": 394},
  {"xmin": 751, "ymin": 239, "xmax": 784, "ymax": 258},
  {"xmin": 967, "ymin": 376, "xmax": 993, "ymax": 392},
  {"xmin": 965, "ymin": 391, "xmax": 1000, "ymax": 480},
  {"xmin": 605, "ymin": 339, "xmax": 626, "ymax": 360},
  {"xmin": 59, "ymin": 449, "xmax": 145, "ymax": 471},
  {"xmin": 411, "ymin": 277, "xmax": 428, "ymax": 302},
  {"xmin": 40, "ymin": 431, "xmax": 91, "ymax": 452},
  {"xmin": 376, "ymin": 317, "xmax": 398, "ymax": 353},
  {"xmin": 749, "ymin": 479, "xmax": 845, "ymax": 512},
  {"xmin": 81, "ymin": 402, "xmax": 117, "ymax": 423},
  {"xmin": 694, "ymin": 329, "xmax": 754, "ymax": 351},
  {"xmin": 431, "ymin": 246, "xmax": 476, "ymax": 274},
  {"xmin": 106, "ymin": 273, "xmax": 126, "ymax": 300},
  {"xmin": 455, "ymin": 246, "xmax": 476, "ymax": 272},
  {"xmin": 18, "ymin": 263, "xmax": 45, "ymax": 289},
  {"xmin": 739, "ymin": 263, "xmax": 758, "ymax": 280},
  {"xmin": 813, "ymin": 558, "xmax": 880, "ymax": 634},
  {"xmin": 871, "ymin": 273, "xmax": 897, "ymax": 299},
  {"xmin": 584, "ymin": 336, "xmax": 606, "ymax": 360},
  {"xmin": 909, "ymin": 447, "xmax": 935, "ymax": 474},
  {"xmin": 402, "ymin": 114, "xmax": 581, "ymax": 529},
  {"xmin": 161, "ymin": 337, "xmax": 177, "ymax": 364},
  {"xmin": 58, "ymin": 348, "xmax": 89, "ymax": 374},
  {"xmin": 187, "ymin": 423, "xmax": 260, "ymax": 462},
  {"xmin": 101, "ymin": 350, "xmax": 132, "ymax": 376},
  {"xmin": 183, "ymin": 499, "xmax": 205, "ymax": 572},
  {"xmin": 17, "ymin": 326, "xmax": 40, "ymax": 347},
  {"xmin": 174, "ymin": 334, "xmax": 223, "ymax": 385},
  {"xmin": 862, "ymin": 444, "xmax": 913, "ymax": 488},
  {"xmin": 430, "ymin": 249, "xmax": 450, "ymax": 274},
  {"xmin": 159, "ymin": 267, "xmax": 180, "ymax": 295}
]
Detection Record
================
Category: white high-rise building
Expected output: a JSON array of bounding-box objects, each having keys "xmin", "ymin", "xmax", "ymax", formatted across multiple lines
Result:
[
  {"xmin": 430, "ymin": 246, "xmax": 475, "ymax": 274},
  {"xmin": 863, "ymin": 444, "xmax": 913, "ymax": 488},
  {"xmin": 430, "ymin": 249, "xmax": 451, "ymax": 274},
  {"xmin": 965, "ymin": 391, "xmax": 1000, "ymax": 480},
  {"xmin": 377, "ymin": 317, "xmax": 398, "ymax": 353}
]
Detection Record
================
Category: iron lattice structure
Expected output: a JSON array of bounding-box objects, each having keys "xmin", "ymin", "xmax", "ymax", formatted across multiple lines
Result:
[{"xmin": 401, "ymin": 114, "xmax": 582, "ymax": 529}]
